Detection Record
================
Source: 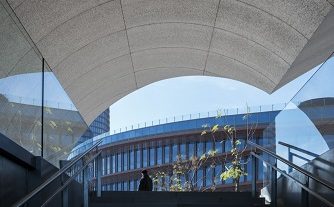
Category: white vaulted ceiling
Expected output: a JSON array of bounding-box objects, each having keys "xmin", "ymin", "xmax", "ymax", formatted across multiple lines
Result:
[{"xmin": 4, "ymin": 0, "xmax": 334, "ymax": 124}]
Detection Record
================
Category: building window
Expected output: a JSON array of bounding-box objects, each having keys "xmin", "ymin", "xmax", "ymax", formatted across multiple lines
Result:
[
  {"xmin": 215, "ymin": 165, "xmax": 222, "ymax": 185},
  {"xmin": 117, "ymin": 153, "xmax": 121, "ymax": 172},
  {"xmin": 188, "ymin": 143, "xmax": 195, "ymax": 158},
  {"xmin": 123, "ymin": 181, "xmax": 128, "ymax": 191},
  {"xmin": 215, "ymin": 141, "xmax": 223, "ymax": 154},
  {"xmin": 149, "ymin": 147, "xmax": 155, "ymax": 166},
  {"xmin": 112, "ymin": 155, "xmax": 115, "ymax": 173},
  {"xmin": 205, "ymin": 141, "xmax": 213, "ymax": 153},
  {"xmin": 107, "ymin": 156, "xmax": 110, "ymax": 174},
  {"xmin": 172, "ymin": 144, "xmax": 178, "ymax": 162},
  {"xmin": 143, "ymin": 148, "xmax": 148, "ymax": 167},
  {"xmin": 117, "ymin": 182, "xmax": 122, "ymax": 191},
  {"xmin": 180, "ymin": 143, "xmax": 186, "ymax": 158},
  {"xmin": 164, "ymin": 145, "xmax": 170, "ymax": 164},
  {"xmin": 136, "ymin": 149, "xmax": 141, "ymax": 169},
  {"xmin": 197, "ymin": 142, "xmax": 204, "ymax": 157},
  {"xmin": 197, "ymin": 169, "xmax": 203, "ymax": 188},
  {"xmin": 130, "ymin": 180, "xmax": 134, "ymax": 191},
  {"xmin": 130, "ymin": 150, "xmax": 134, "ymax": 170},
  {"xmin": 225, "ymin": 140, "xmax": 232, "ymax": 152},
  {"xmin": 205, "ymin": 167, "xmax": 213, "ymax": 187},
  {"xmin": 123, "ymin": 151, "xmax": 128, "ymax": 171},
  {"xmin": 157, "ymin": 147, "xmax": 162, "ymax": 165},
  {"xmin": 102, "ymin": 157, "xmax": 105, "ymax": 176}
]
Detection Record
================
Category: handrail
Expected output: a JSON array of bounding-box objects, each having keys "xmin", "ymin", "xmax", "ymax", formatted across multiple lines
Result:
[
  {"xmin": 278, "ymin": 141, "xmax": 319, "ymax": 157},
  {"xmin": 248, "ymin": 141, "xmax": 334, "ymax": 191},
  {"xmin": 41, "ymin": 151, "xmax": 101, "ymax": 207},
  {"xmin": 251, "ymin": 152, "xmax": 334, "ymax": 207},
  {"xmin": 12, "ymin": 139, "xmax": 103, "ymax": 207}
]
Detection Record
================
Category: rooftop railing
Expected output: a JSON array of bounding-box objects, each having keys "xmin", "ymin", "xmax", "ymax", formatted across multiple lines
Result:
[
  {"xmin": 68, "ymin": 103, "xmax": 286, "ymax": 159},
  {"xmin": 2, "ymin": 93, "xmax": 77, "ymax": 111}
]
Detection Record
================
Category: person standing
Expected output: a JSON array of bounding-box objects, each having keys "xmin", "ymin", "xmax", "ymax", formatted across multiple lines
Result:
[{"xmin": 138, "ymin": 169, "xmax": 153, "ymax": 191}]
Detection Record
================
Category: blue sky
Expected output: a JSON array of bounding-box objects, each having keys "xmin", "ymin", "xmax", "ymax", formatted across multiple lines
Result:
[
  {"xmin": 109, "ymin": 68, "xmax": 318, "ymax": 131},
  {"xmin": 0, "ymin": 65, "xmax": 318, "ymax": 131}
]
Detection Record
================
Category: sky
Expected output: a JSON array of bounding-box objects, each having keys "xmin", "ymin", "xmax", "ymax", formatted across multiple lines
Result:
[
  {"xmin": 109, "ymin": 67, "xmax": 318, "ymax": 132},
  {"xmin": 0, "ymin": 62, "xmax": 320, "ymax": 132}
]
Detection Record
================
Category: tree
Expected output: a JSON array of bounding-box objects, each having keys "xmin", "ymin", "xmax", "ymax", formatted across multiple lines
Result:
[
  {"xmin": 204, "ymin": 108, "xmax": 257, "ymax": 192},
  {"xmin": 153, "ymin": 107, "xmax": 257, "ymax": 192}
]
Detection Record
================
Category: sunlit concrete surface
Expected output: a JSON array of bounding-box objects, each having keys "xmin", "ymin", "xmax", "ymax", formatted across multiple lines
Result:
[{"xmin": 1, "ymin": 0, "xmax": 333, "ymax": 124}]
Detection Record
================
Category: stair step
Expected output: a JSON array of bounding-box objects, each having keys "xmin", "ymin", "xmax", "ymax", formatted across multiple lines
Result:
[
  {"xmin": 89, "ymin": 192, "xmax": 265, "ymax": 207},
  {"xmin": 90, "ymin": 204, "xmax": 266, "ymax": 207}
]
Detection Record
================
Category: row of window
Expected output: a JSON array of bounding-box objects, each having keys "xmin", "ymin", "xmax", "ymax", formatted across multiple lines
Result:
[
  {"xmin": 100, "ymin": 163, "xmax": 255, "ymax": 191},
  {"xmin": 100, "ymin": 140, "xmax": 246, "ymax": 175}
]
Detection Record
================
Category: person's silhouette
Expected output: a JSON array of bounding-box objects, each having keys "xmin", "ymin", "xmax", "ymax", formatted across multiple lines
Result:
[{"xmin": 138, "ymin": 169, "xmax": 153, "ymax": 191}]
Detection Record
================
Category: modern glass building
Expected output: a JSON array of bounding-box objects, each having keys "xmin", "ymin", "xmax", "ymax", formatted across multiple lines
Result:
[
  {"xmin": 69, "ymin": 110, "xmax": 279, "ymax": 192},
  {"xmin": 79, "ymin": 108, "xmax": 110, "ymax": 144}
]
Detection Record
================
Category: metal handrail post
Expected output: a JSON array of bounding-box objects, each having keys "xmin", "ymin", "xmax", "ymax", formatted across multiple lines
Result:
[
  {"xmin": 271, "ymin": 165, "xmax": 277, "ymax": 207},
  {"xmin": 83, "ymin": 167, "xmax": 89, "ymax": 207},
  {"xmin": 251, "ymin": 154, "xmax": 257, "ymax": 197},
  {"xmin": 97, "ymin": 154, "xmax": 102, "ymax": 197},
  {"xmin": 61, "ymin": 174, "xmax": 68, "ymax": 207},
  {"xmin": 288, "ymin": 147, "xmax": 293, "ymax": 173},
  {"xmin": 302, "ymin": 176, "xmax": 310, "ymax": 207}
]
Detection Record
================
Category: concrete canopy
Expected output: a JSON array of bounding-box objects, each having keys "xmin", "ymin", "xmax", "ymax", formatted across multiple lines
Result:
[{"xmin": 4, "ymin": 0, "xmax": 334, "ymax": 124}]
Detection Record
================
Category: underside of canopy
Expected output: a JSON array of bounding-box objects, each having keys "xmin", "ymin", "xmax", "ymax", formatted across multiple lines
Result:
[{"xmin": 1, "ymin": 0, "xmax": 334, "ymax": 124}]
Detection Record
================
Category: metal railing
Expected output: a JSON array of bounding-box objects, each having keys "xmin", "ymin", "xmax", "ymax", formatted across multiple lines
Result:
[
  {"xmin": 248, "ymin": 141, "xmax": 334, "ymax": 207},
  {"xmin": 12, "ymin": 139, "xmax": 103, "ymax": 207},
  {"xmin": 278, "ymin": 141, "xmax": 319, "ymax": 172}
]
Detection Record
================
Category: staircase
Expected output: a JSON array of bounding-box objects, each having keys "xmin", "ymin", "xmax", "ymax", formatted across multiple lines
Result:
[{"xmin": 90, "ymin": 191, "xmax": 266, "ymax": 207}]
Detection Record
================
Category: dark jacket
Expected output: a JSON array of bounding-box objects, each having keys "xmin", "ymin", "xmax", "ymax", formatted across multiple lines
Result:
[{"xmin": 138, "ymin": 174, "xmax": 153, "ymax": 191}]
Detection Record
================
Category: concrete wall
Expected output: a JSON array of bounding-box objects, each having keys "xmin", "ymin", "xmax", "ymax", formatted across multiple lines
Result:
[{"xmin": 0, "ymin": 133, "xmax": 83, "ymax": 207}]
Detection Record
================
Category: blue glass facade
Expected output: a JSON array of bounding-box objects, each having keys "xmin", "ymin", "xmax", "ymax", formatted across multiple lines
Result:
[{"xmin": 71, "ymin": 110, "xmax": 279, "ymax": 191}]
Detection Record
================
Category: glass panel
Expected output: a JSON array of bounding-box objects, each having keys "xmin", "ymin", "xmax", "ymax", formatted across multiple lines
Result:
[
  {"xmin": 102, "ymin": 157, "xmax": 105, "ymax": 175},
  {"xmin": 143, "ymin": 148, "xmax": 147, "ymax": 167},
  {"xmin": 214, "ymin": 165, "xmax": 222, "ymax": 185},
  {"xmin": 107, "ymin": 156, "xmax": 110, "ymax": 174},
  {"xmin": 0, "ymin": 4, "xmax": 42, "ymax": 156},
  {"xmin": 164, "ymin": 145, "xmax": 170, "ymax": 164},
  {"xmin": 136, "ymin": 149, "xmax": 140, "ymax": 169},
  {"xmin": 188, "ymin": 143, "xmax": 195, "ymax": 158},
  {"xmin": 180, "ymin": 143, "xmax": 186, "ymax": 158},
  {"xmin": 117, "ymin": 153, "xmax": 121, "ymax": 172},
  {"xmin": 206, "ymin": 141, "xmax": 213, "ymax": 153},
  {"xmin": 43, "ymin": 64, "xmax": 89, "ymax": 167},
  {"xmin": 149, "ymin": 147, "xmax": 155, "ymax": 166},
  {"xmin": 130, "ymin": 150, "xmax": 134, "ymax": 170},
  {"xmin": 172, "ymin": 144, "xmax": 178, "ymax": 162},
  {"xmin": 215, "ymin": 141, "xmax": 223, "ymax": 153},
  {"xmin": 130, "ymin": 180, "xmax": 134, "ymax": 191},
  {"xmin": 112, "ymin": 155, "xmax": 115, "ymax": 173},
  {"xmin": 123, "ymin": 181, "xmax": 128, "ymax": 191},
  {"xmin": 196, "ymin": 169, "xmax": 203, "ymax": 188},
  {"xmin": 205, "ymin": 167, "xmax": 213, "ymax": 187},
  {"xmin": 157, "ymin": 147, "xmax": 162, "ymax": 165},
  {"xmin": 197, "ymin": 142, "xmax": 204, "ymax": 157},
  {"xmin": 123, "ymin": 151, "xmax": 128, "ymax": 171}
]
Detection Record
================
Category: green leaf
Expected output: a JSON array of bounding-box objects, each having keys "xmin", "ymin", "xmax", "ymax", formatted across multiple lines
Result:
[
  {"xmin": 211, "ymin": 124, "xmax": 219, "ymax": 133},
  {"xmin": 199, "ymin": 154, "xmax": 206, "ymax": 161}
]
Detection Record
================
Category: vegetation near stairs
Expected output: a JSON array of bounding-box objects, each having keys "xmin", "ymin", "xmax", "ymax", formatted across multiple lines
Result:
[{"xmin": 153, "ymin": 107, "xmax": 257, "ymax": 192}]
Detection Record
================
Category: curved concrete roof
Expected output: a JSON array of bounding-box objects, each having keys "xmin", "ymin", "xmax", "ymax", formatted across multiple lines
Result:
[{"xmin": 2, "ymin": 0, "xmax": 334, "ymax": 124}]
